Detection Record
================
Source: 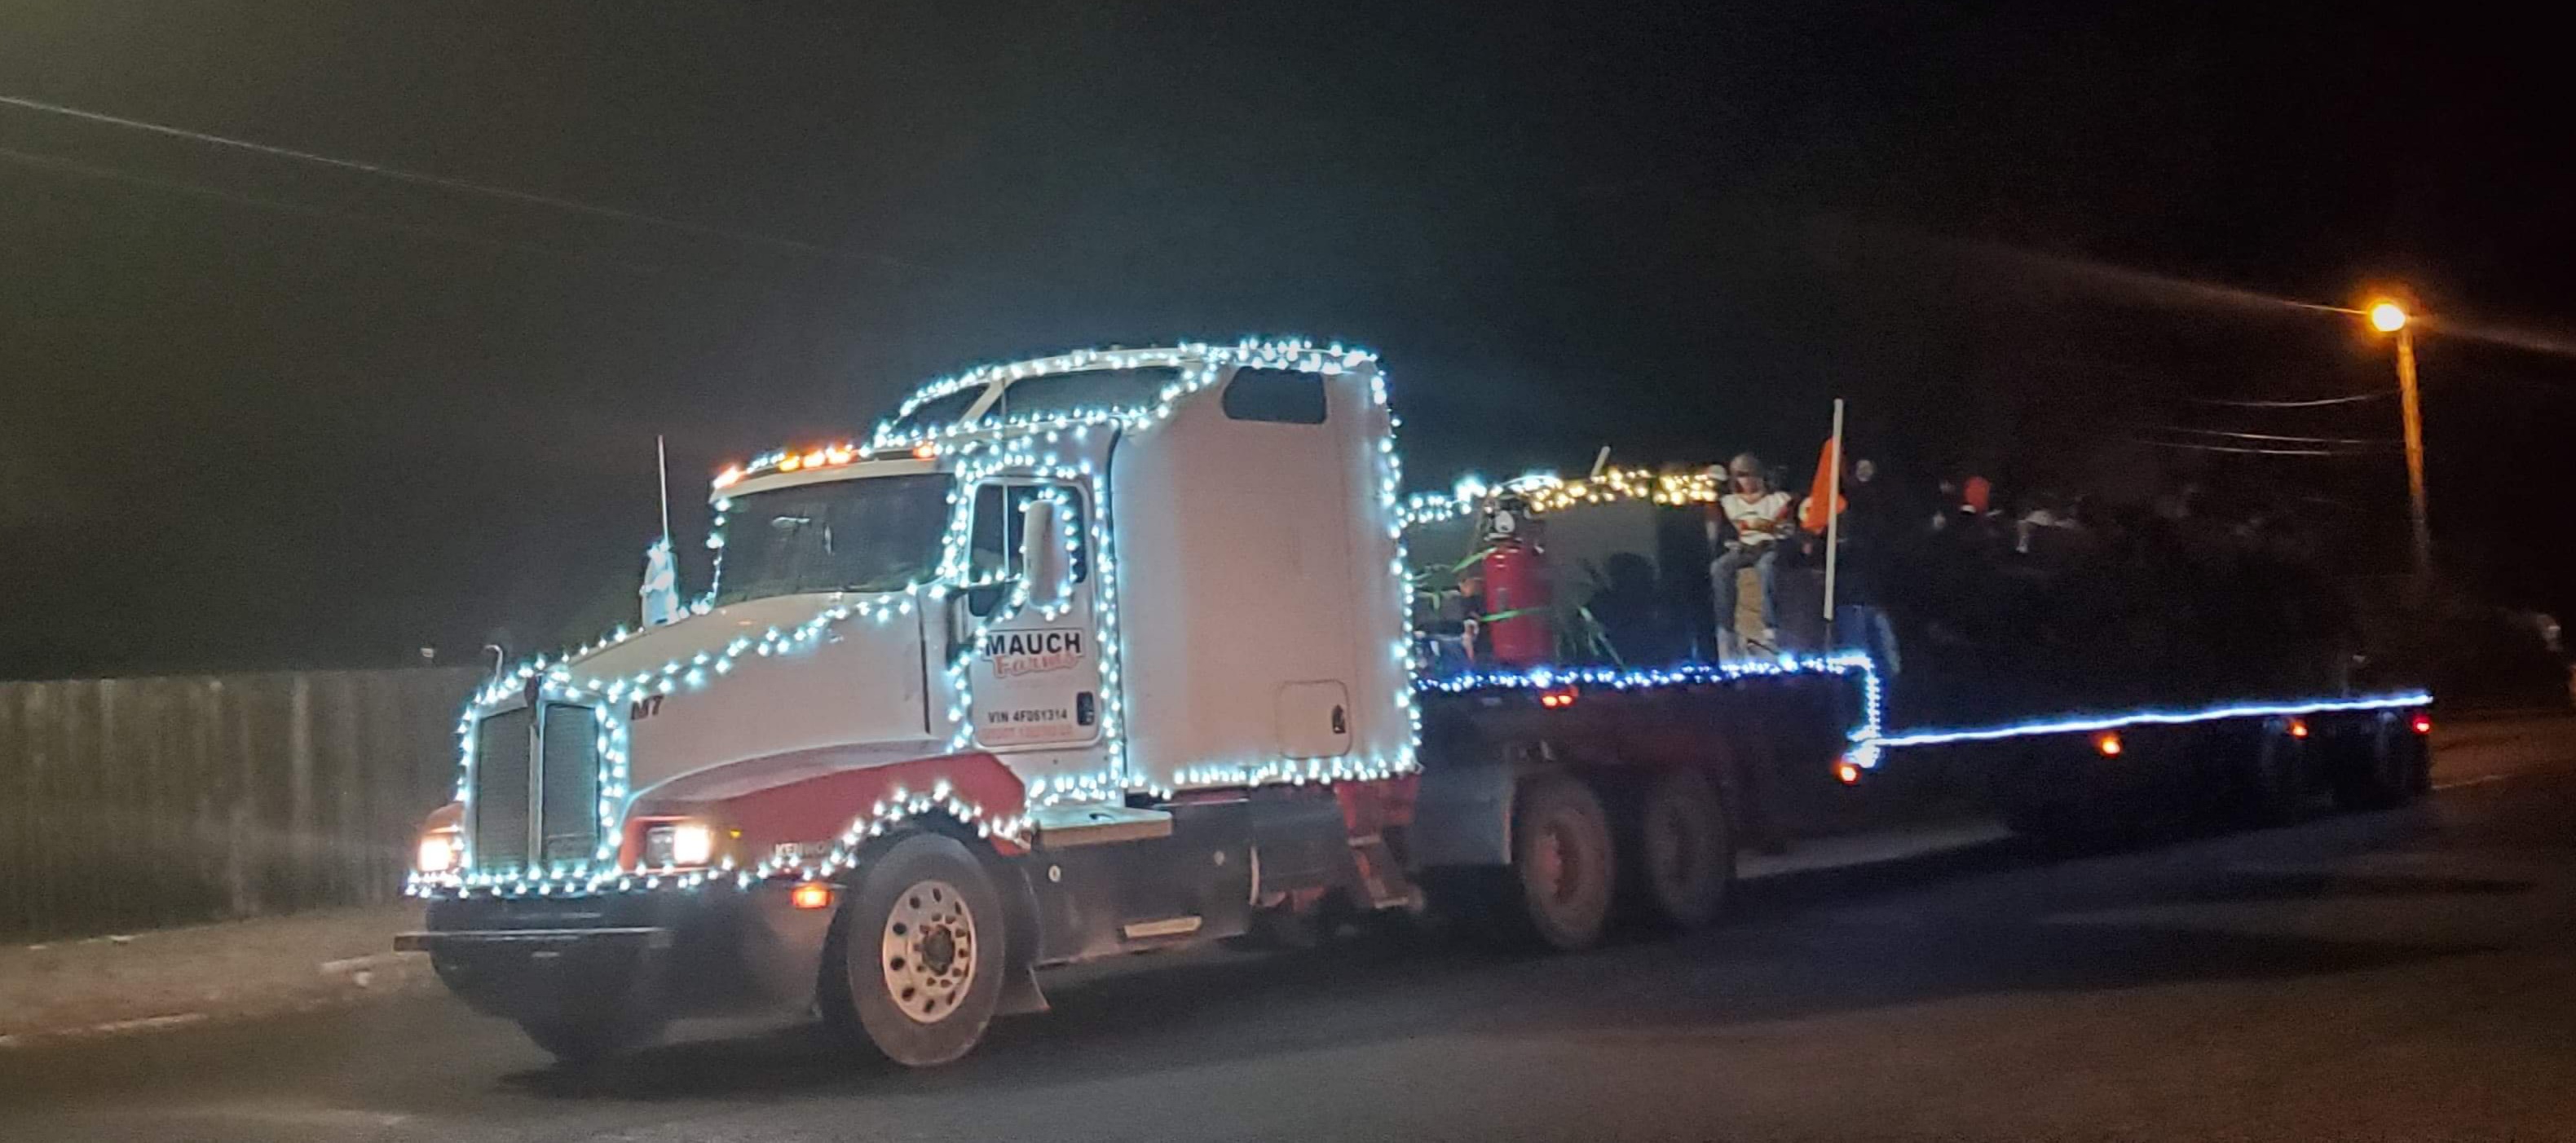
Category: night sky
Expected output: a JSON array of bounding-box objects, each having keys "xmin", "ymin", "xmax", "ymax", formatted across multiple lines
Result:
[{"xmin": 3, "ymin": 2, "xmax": 2569, "ymax": 678}]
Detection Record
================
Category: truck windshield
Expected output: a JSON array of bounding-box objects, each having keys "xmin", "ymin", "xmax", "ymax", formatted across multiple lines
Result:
[{"xmin": 713, "ymin": 474, "xmax": 952, "ymax": 604}]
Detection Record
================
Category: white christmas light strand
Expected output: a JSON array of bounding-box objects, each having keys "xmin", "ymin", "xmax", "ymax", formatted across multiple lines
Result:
[{"xmin": 427, "ymin": 339, "xmax": 1425, "ymax": 900}]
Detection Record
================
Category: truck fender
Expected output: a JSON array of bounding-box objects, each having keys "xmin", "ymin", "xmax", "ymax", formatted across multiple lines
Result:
[
  {"xmin": 1410, "ymin": 761, "xmax": 1515, "ymax": 867},
  {"xmin": 619, "ymin": 748, "xmax": 1034, "ymax": 872}
]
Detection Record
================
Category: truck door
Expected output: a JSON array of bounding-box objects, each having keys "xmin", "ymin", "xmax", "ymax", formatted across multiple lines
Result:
[{"xmin": 963, "ymin": 481, "xmax": 1108, "ymax": 762}]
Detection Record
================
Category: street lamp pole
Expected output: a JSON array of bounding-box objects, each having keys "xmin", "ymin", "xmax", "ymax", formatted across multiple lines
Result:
[
  {"xmin": 2368, "ymin": 301, "xmax": 2432, "ymax": 580},
  {"xmin": 2392, "ymin": 323, "xmax": 2431, "ymax": 579}
]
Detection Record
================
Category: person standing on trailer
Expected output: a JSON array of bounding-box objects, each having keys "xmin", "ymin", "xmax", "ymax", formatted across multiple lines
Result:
[
  {"xmin": 1807, "ymin": 453, "xmax": 1904, "ymax": 676},
  {"xmin": 1709, "ymin": 452, "xmax": 1794, "ymax": 660}
]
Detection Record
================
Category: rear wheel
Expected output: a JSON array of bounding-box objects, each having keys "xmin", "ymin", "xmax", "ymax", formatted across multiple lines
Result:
[
  {"xmin": 2332, "ymin": 717, "xmax": 2419, "ymax": 811},
  {"xmin": 2239, "ymin": 722, "xmax": 2313, "ymax": 825},
  {"xmin": 1626, "ymin": 768, "xmax": 1734, "ymax": 929},
  {"xmin": 832, "ymin": 833, "xmax": 1007, "ymax": 1068},
  {"xmin": 1505, "ymin": 775, "xmax": 1616, "ymax": 951}
]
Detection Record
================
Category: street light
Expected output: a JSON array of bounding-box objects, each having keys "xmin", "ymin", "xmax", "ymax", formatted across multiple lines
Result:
[{"xmin": 2366, "ymin": 298, "xmax": 2430, "ymax": 579}]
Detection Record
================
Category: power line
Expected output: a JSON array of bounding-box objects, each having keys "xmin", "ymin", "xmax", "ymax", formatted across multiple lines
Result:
[
  {"xmin": 0, "ymin": 143, "xmax": 670, "ymax": 275},
  {"xmin": 2184, "ymin": 391, "xmax": 2392, "ymax": 408},
  {"xmin": 2130, "ymin": 438, "xmax": 2379, "ymax": 458},
  {"xmin": 0, "ymin": 92, "xmax": 824, "ymax": 255},
  {"xmin": 2428, "ymin": 317, "xmax": 2576, "ymax": 361},
  {"xmin": 2145, "ymin": 425, "xmax": 2398, "ymax": 448}
]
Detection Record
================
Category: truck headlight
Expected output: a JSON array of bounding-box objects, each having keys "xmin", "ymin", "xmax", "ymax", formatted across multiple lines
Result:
[
  {"xmin": 416, "ymin": 830, "xmax": 461, "ymax": 874},
  {"xmin": 644, "ymin": 821, "xmax": 717, "ymax": 867}
]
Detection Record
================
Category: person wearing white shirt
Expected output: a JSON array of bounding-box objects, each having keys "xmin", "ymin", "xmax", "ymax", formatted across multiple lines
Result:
[{"xmin": 1709, "ymin": 452, "xmax": 1792, "ymax": 659}]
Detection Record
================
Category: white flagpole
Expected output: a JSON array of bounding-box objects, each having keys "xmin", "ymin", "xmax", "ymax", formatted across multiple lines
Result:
[
  {"xmin": 1821, "ymin": 399, "xmax": 1846, "ymax": 626},
  {"xmin": 655, "ymin": 435, "xmax": 673, "ymax": 545}
]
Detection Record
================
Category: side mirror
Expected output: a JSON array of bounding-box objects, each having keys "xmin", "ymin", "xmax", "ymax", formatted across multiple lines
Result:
[{"xmin": 1019, "ymin": 496, "xmax": 1070, "ymax": 610}]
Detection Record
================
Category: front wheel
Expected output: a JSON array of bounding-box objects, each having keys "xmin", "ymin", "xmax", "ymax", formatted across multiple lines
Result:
[{"xmin": 832, "ymin": 832, "xmax": 1008, "ymax": 1068}]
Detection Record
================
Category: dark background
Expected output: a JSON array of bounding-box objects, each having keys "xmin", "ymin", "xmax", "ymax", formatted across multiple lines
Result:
[{"xmin": 3, "ymin": 2, "xmax": 2569, "ymax": 678}]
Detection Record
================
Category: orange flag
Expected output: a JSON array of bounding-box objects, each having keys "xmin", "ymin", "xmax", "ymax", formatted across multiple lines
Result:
[
  {"xmin": 1801, "ymin": 437, "xmax": 1845, "ymax": 533},
  {"xmin": 1961, "ymin": 474, "xmax": 1992, "ymax": 514}
]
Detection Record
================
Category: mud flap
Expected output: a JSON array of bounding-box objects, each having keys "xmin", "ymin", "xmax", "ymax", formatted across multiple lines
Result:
[{"xmin": 997, "ymin": 963, "xmax": 1050, "ymax": 1016}]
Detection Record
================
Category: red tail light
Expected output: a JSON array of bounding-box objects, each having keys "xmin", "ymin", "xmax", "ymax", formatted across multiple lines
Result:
[{"xmin": 2410, "ymin": 712, "xmax": 2433, "ymax": 735}]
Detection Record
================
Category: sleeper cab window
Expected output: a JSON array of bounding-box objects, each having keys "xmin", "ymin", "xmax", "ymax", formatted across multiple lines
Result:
[{"xmin": 1220, "ymin": 368, "xmax": 1328, "ymax": 425}]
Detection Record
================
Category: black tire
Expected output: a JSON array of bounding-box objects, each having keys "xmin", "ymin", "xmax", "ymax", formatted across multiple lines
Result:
[
  {"xmin": 2385, "ymin": 713, "xmax": 2435, "ymax": 794},
  {"xmin": 2332, "ymin": 718, "xmax": 2419, "ymax": 811},
  {"xmin": 1625, "ymin": 768, "xmax": 1734, "ymax": 929},
  {"xmin": 832, "ymin": 832, "xmax": 1008, "ymax": 1068},
  {"xmin": 2240, "ymin": 724, "xmax": 2313, "ymax": 826},
  {"xmin": 1504, "ymin": 775, "xmax": 1617, "ymax": 951},
  {"xmin": 518, "ymin": 1009, "xmax": 665, "ymax": 1065},
  {"xmin": 1989, "ymin": 744, "xmax": 2099, "ymax": 846}
]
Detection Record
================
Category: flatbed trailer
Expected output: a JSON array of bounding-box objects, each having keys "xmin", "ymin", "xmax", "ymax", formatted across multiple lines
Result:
[{"xmin": 400, "ymin": 340, "xmax": 2430, "ymax": 1068}]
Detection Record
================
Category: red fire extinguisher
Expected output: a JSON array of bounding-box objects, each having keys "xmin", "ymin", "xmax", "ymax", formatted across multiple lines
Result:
[{"xmin": 1479, "ymin": 496, "xmax": 1553, "ymax": 667}]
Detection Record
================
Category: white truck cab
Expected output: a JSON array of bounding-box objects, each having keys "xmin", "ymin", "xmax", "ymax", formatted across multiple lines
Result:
[
  {"xmin": 408, "ymin": 342, "xmax": 1440, "ymax": 1066},
  {"xmin": 572, "ymin": 342, "xmax": 1416, "ymax": 817}
]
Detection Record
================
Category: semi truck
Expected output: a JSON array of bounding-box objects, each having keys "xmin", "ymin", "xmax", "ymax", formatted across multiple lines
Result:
[{"xmin": 399, "ymin": 339, "xmax": 2430, "ymax": 1067}]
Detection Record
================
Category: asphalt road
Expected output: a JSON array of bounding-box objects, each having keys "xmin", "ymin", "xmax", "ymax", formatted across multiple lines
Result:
[{"xmin": 6, "ymin": 718, "xmax": 2574, "ymax": 1141}]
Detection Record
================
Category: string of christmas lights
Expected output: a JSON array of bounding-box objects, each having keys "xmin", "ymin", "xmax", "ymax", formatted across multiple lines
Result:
[
  {"xmin": 422, "ymin": 338, "xmax": 1423, "ymax": 899},
  {"xmin": 416, "ymin": 338, "xmax": 2430, "ymax": 904}
]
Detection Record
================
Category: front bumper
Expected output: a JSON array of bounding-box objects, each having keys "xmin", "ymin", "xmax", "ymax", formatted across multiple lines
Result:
[
  {"xmin": 402, "ymin": 885, "xmax": 834, "ymax": 1023},
  {"xmin": 395, "ymin": 926, "xmax": 671, "ymax": 952}
]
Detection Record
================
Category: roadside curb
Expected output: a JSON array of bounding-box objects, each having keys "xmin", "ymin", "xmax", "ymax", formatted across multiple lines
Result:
[{"xmin": 0, "ymin": 904, "xmax": 432, "ymax": 1049}]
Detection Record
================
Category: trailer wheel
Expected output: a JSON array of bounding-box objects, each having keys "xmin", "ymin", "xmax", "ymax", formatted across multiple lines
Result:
[
  {"xmin": 1506, "ymin": 776, "xmax": 1616, "ymax": 951},
  {"xmin": 834, "ymin": 832, "xmax": 1007, "ymax": 1068},
  {"xmin": 2240, "ymin": 723, "xmax": 2313, "ymax": 825},
  {"xmin": 1629, "ymin": 768, "xmax": 1734, "ymax": 929},
  {"xmin": 2331, "ymin": 717, "xmax": 2419, "ymax": 811}
]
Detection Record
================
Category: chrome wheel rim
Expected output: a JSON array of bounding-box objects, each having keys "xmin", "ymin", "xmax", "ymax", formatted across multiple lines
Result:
[{"xmin": 880, "ymin": 879, "xmax": 977, "ymax": 1024}]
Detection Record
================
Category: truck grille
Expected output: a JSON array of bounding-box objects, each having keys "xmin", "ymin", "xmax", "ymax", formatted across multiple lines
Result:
[
  {"xmin": 538, "ymin": 704, "xmax": 602, "ymax": 863},
  {"xmin": 468, "ymin": 703, "xmax": 602, "ymax": 872},
  {"xmin": 470, "ymin": 707, "xmax": 534, "ymax": 872}
]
